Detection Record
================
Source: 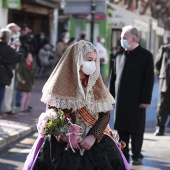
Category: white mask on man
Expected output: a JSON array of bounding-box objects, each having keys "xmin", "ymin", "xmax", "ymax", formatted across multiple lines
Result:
[
  {"xmin": 82, "ymin": 61, "xmax": 96, "ymax": 75},
  {"xmin": 12, "ymin": 32, "xmax": 21, "ymax": 39}
]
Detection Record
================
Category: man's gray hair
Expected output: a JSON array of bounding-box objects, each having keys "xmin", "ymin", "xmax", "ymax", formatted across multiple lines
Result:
[
  {"xmin": 0, "ymin": 28, "xmax": 12, "ymax": 42},
  {"xmin": 6, "ymin": 23, "xmax": 17, "ymax": 29},
  {"xmin": 122, "ymin": 25, "xmax": 139, "ymax": 42}
]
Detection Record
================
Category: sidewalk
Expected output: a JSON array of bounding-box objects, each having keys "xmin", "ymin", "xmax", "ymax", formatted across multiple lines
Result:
[{"xmin": 0, "ymin": 78, "xmax": 46, "ymax": 149}]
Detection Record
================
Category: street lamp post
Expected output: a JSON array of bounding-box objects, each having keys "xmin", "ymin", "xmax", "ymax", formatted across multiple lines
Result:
[{"xmin": 90, "ymin": 0, "xmax": 96, "ymax": 43}]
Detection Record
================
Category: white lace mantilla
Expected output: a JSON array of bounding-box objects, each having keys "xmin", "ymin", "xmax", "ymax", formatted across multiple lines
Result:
[
  {"xmin": 41, "ymin": 91, "xmax": 114, "ymax": 113},
  {"xmin": 41, "ymin": 41, "xmax": 114, "ymax": 113}
]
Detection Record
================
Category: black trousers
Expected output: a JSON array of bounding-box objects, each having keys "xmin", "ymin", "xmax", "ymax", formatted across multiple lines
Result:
[
  {"xmin": 157, "ymin": 113, "xmax": 169, "ymax": 128},
  {"xmin": 157, "ymin": 87, "xmax": 170, "ymax": 128},
  {"xmin": 118, "ymin": 131, "xmax": 143, "ymax": 162}
]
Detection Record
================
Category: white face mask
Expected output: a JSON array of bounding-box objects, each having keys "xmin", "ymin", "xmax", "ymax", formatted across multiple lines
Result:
[
  {"xmin": 64, "ymin": 37, "xmax": 69, "ymax": 43},
  {"xmin": 12, "ymin": 32, "xmax": 20, "ymax": 39},
  {"xmin": 82, "ymin": 61, "xmax": 96, "ymax": 75},
  {"xmin": 120, "ymin": 39, "xmax": 130, "ymax": 49},
  {"xmin": 101, "ymin": 38, "xmax": 105, "ymax": 43}
]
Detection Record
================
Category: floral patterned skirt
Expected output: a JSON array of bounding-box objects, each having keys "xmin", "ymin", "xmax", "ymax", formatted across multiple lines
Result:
[{"xmin": 33, "ymin": 135, "xmax": 126, "ymax": 170}]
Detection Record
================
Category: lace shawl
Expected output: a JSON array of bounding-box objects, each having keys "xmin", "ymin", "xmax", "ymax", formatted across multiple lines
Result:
[{"xmin": 41, "ymin": 40, "xmax": 115, "ymax": 113}]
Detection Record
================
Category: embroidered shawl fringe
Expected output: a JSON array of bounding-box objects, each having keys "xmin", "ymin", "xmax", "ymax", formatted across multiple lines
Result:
[{"xmin": 41, "ymin": 93, "xmax": 114, "ymax": 113}]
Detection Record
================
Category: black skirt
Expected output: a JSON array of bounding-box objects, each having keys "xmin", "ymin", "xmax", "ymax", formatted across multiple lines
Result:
[{"xmin": 33, "ymin": 135, "xmax": 126, "ymax": 170}]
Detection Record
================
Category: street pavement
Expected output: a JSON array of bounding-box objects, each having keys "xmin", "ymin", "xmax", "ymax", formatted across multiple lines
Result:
[
  {"xmin": 0, "ymin": 78, "xmax": 46, "ymax": 149},
  {"xmin": 0, "ymin": 78, "xmax": 170, "ymax": 170}
]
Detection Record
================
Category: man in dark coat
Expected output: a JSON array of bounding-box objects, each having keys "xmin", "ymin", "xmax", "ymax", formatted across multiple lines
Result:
[
  {"xmin": 0, "ymin": 28, "xmax": 23, "ymax": 118},
  {"xmin": 154, "ymin": 44, "xmax": 170, "ymax": 136},
  {"xmin": 110, "ymin": 25, "xmax": 154, "ymax": 165}
]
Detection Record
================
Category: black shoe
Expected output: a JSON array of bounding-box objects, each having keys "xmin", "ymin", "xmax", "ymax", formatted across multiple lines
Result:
[
  {"xmin": 28, "ymin": 106, "xmax": 32, "ymax": 110},
  {"xmin": 138, "ymin": 153, "xmax": 144, "ymax": 159},
  {"xmin": 131, "ymin": 158, "xmax": 142, "ymax": 165},
  {"xmin": 154, "ymin": 128, "xmax": 164, "ymax": 136},
  {"xmin": 4, "ymin": 111, "xmax": 18, "ymax": 117},
  {"xmin": 27, "ymin": 106, "xmax": 33, "ymax": 112}
]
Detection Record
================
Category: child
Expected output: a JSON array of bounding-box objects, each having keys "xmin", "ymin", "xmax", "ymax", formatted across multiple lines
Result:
[{"xmin": 17, "ymin": 52, "xmax": 35, "ymax": 112}]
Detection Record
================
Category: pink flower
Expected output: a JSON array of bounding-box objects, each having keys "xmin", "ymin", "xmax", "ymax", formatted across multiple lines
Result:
[
  {"xmin": 41, "ymin": 119, "xmax": 47, "ymax": 127},
  {"xmin": 37, "ymin": 122, "xmax": 41, "ymax": 129},
  {"xmin": 46, "ymin": 109, "xmax": 57, "ymax": 118},
  {"xmin": 39, "ymin": 132, "xmax": 44, "ymax": 138},
  {"xmin": 39, "ymin": 112, "xmax": 49, "ymax": 122},
  {"xmin": 50, "ymin": 111, "xmax": 58, "ymax": 118}
]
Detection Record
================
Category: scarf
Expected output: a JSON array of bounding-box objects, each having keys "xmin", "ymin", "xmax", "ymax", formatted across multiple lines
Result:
[{"xmin": 41, "ymin": 40, "xmax": 114, "ymax": 113}]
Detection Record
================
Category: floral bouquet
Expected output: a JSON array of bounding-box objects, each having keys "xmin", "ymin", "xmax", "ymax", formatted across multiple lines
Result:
[{"xmin": 37, "ymin": 108, "xmax": 84, "ymax": 153}]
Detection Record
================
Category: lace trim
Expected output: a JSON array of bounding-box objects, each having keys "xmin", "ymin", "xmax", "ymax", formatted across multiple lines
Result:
[
  {"xmin": 81, "ymin": 43, "xmax": 96, "ymax": 56},
  {"xmin": 41, "ymin": 41, "xmax": 114, "ymax": 113},
  {"xmin": 41, "ymin": 92, "xmax": 114, "ymax": 113},
  {"xmin": 77, "ymin": 42, "xmax": 100, "ymax": 96}
]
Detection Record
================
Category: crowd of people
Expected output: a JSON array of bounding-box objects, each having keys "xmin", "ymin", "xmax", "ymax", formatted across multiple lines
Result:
[
  {"xmin": 0, "ymin": 23, "xmax": 46, "ymax": 117},
  {"xmin": 0, "ymin": 22, "xmax": 170, "ymax": 169},
  {"xmin": 0, "ymin": 23, "xmax": 78, "ymax": 118}
]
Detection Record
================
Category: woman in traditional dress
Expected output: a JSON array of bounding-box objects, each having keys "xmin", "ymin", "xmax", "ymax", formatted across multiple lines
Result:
[{"xmin": 23, "ymin": 40, "xmax": 130, "ymax": 170}]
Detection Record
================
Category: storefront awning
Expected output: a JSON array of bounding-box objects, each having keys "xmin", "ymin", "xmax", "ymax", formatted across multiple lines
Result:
[{"xmin": 21, "ymin": 0, "xmax": 59, "ymax": 8}]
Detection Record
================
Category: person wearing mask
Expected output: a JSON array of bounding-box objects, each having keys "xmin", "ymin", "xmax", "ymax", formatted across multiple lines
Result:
[
  {"xmin": 154, "ymin": 44, "xmax": 170, "ymax": 136},
  {"xmin": 109, "ymin": 25, "xmax": 154, "ymax": 165},
  {"xmin": 55, "ymin": 32, "xmax": 68, "ymax": 65},
  {"xmin": 0, "ymin": 28, "xmax": 23, "ymax": 118},
  {"xmin": 20, "ymin": 23, "xmax": 33, "ymax": 54},
  {"xmin": 38, "ymin": 32, "xmax": 48, "ymax": 49},
  {"xmin": 23, "ymin": 40, "xmax": 130, "ymax": 170},
  {"xmin": 38, "ymin": 44, "xmax": 54, "ymax": 77},
  {"xmin": 2, "ymin": 23, "xmax": 22, "ymax": 116},
  {"xmin": 95, "ymin": 36, "xmax": 108, "ymax": 77},
  {"xmin": 6, "ymin": 23, "xmax": 21, "ymax": 43}
]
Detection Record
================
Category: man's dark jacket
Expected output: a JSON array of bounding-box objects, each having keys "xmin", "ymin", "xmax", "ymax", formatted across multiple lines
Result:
[
  {"xmin": 110, "ymin": 45, "xmax": 154, "ymax": 133},
  {"xmin": 155, "ymin": 44, "xmax": 170, "ymax": 114},
  {"xmin": 0, "ymin": 42, "xmax": 23, "ymax": 86},
  {"xmin": 155, "ymin": 44, "xmax": 170, "ymax": 92}
]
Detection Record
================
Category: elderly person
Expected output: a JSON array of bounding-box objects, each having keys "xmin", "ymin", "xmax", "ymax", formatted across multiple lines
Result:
[
  {"xmin": 0, "ymin": 28, "xmax": 23, "ymax": 118},
  {"xmin": 110, "ymin": 25, "xmax": 154, "ymax": 165},
  {"xmin": 6, "ymin": 23, "xmax": 21, "ymax": 41},
  {"xmin": 2, "ymin": 23, "xmax": 22, "ymax": 116}
]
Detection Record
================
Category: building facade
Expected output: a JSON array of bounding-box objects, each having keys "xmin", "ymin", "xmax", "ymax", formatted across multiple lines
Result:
[{"xmin": 0, "ymin": 0, "xmax": 64, "ymax": 46}]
